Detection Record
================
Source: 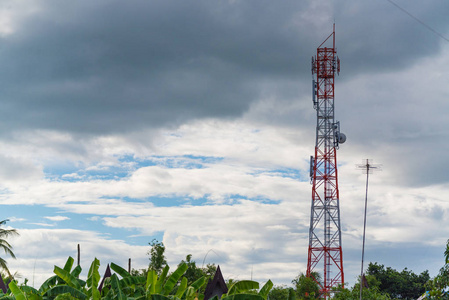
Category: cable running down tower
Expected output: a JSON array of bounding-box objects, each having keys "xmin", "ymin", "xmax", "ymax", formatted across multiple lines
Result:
[{"xmin": 307, "ymin": 25, "xmax": 345, "ymax": 298}]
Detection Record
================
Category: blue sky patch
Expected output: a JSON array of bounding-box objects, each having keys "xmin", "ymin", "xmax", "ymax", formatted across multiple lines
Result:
[{"xmin": 44, "ymin": 155, "xmax": 226, "ymax": 182}]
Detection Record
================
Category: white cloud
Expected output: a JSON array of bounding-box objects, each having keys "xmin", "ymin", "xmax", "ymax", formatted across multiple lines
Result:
[
  {"xmin": 7, "ymin": 217, "xmax": 26, "ymax": 222},
  {"xmin": 44, "ymin": 216, "xmax": 70, "ymax": 222},
  {"xmin": 8, "ymin": 228, "xmax": 148, "ymax": 288},
  {"xmin": 1, "ymin": 113, "xmax": 449, "ymax": 286},
  {"xmin": 29, "ymin": 223, "xmax": 54, "ymax": 227}
]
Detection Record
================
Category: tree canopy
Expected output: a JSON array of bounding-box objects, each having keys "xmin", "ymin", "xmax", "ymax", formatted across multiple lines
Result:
[
  {"xmin": 366, "ymin": 262, "xmax": 429, "ymax": 299},
  {"xmin": 292, "ymin": 272, "xmax": 320, "ymax": 299},
  {"xmin": 425, "ymin": 239, "xmax": 449, "ymax": 299},
  {"xmin": 147, "ymin": 239, "xmax": 167, "ymax": 274}
]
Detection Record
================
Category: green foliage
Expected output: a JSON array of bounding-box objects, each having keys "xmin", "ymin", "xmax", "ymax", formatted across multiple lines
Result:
[
  {"xmin": 219, "ymin": 280, "xmax": 270, "ymax": 300},
  {"xmin": 148, "ymin": 239, "xmax": 167, "ymax": 275},
  {"xmin": 177, "ymin": 254, "xmax": 216, "ymax": 295},
  {"xmin": 164, "ymin": 262, "xmax": 189, "ymax": 295},
  {"xmin": 292, "ymin": 273, "xmax": 320, "ymax": 299},
  {"xmin": 330, "ymin": 261, "xmax": 428, "ymax": 300},
  {"xmin": 366, "ymin": 262, "xmax": 429, "ymax": 299},
  {"xmin": 38, "ymin": 275, "xmax": 57, "ymax": 294},
  {"xmin": 257, "ymin": 280, "xmax": 273, "ymax": 299},
  {"xmin": 425, "ymin": 239, "xmax": 449, "ymax": 299},
  {"xmin": 53, "ymin": 266, "xmax": 82, "ymax": 290},
  {"xmin": 332, "ymin": 284, "xmax": 391, "ymax": 300},
  {"xmin": 216, "ymin": 279, "xmax": 272, "ymax": 300},
  {"xmin": 267, "ymin": 285, "xmax": 292, "ymax": 300},
  {"xmin": 227, "ymin": 280, "xmax": 259, "ymax": 295},
  {"xmin": 0, "ymin": 253, "xmax": 273, "ymax": 300},
  {"xmin": 445, "ymin": 239, "xmax": 449, "ymax": 265},
  {"xmin": 221, "ymin": 294, "xmax": 264, "ymax": 300},
  {"xmin": 109, "ymin": 263, "xmax": 130, "ymax": 278},
  {"xmin": 109, "ymin": 273, "xmax": 126, "ymax": 300},
  {"xmin": 425, "ymin": 266, "xmax": 449, "ymax": 299},
  {"xmin": 44, "ymin": 285, "xmax": 87, "ymax": 299},
  {"xmin": 178, "ymin": 255, "xmax": 202, "ymax": 285},
  {"xmin": 86, "ymin": 258, "xmax": 100, "ymax": 300},
  {"xmin": 287, "ymin": 288, "xmax": 296, "ymax": 300},
  {"xmin": 8, "ymin": 281, "xmax": 26, "ymax": 300}
]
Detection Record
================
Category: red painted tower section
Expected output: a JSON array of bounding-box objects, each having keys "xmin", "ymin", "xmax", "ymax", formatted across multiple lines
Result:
[{"xmin": 307, "ymin": 25, "xmax": 345, "ymax": 298}]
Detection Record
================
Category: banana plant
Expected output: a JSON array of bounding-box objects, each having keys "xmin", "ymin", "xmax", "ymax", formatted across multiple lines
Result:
[
  {"xmin": 3, "ymin": 257, "xmax": 273, "ymax": 300},
  {"xmin": 212, "ymin": 279, "xmax": 273, "ymax": 300},
  {"xmin": 86, "ymin": 258, "xmax": 100, "ymax": 300},
  {"xmin": 136, "ymin": 263, "xmax": 206, "ymax": 300}
]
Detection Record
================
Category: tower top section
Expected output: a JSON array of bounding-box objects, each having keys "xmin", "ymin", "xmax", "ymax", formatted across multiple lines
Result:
[{"xmin": 312, "ymin": 24, "xmax": 340, "ymax": 77}]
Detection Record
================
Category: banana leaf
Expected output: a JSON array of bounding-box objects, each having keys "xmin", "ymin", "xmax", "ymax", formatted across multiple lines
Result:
[
  {"xmin": 39, "ymin": 275, "xmax": 57, "ymax": 293},
  {"xmin": 27, "ymin": 294, "xmax": 43, "ymax": 300},
  {"xmin": 110, "ymin": 274, "xmax": 126, "ymax": 300},
  {"xmin": 222, "ymin": 294, "xmax": 264, "ymax": 300},
  {"xmin": 110, "ymin": 263, "xmax": 130, "ymax": 278},
  {"xmin": 149, "ymin": 295, "xmax": 170, "ymax": 300},
  {"xmin": 155, "ymin": 266, "xmax": 169, "ymax": 294},
  {"xmin": 184, "ymin": 286, "xmax": 195, "ymax": 299},
  {"xmin": 87, "ymin": 258, "xmax": 101, "ymax": 288},
  {"xmin": 227, "ymin": 281, "xmax": 259, "ymax": 295},
  {"xmin": 70, "ymin": 265, "xmax": 82, "ymax": 278},
  {"xmin": 120, "ymin": 276, "xmax": 146, "ymax": 287},
  {"xmin": 162, "ymin": 263, "xmax": 188, "ymax": 295},
  {"xmin": 185, "ymin": 286, "xmax": 206, "ymax": 300},
  {"xmin": 183, "ymin": 277, "xmax": 206, "ymax": 300},
  {"xmin": 54, "ymin": 266, "xmax": 82, "ymax": 289},
  {"xmin": 18, "ymin": 285, "xmax": 40, "ymax": 295},
  {"xmin": 54, "ymin": 292, "xmax": 78, "ymax": 299},
  {"xmin": 101, "ymin": 286, "xmax": 114, "ymax": 300},
  {"xmin": 175, "ymin": 277, "xmax": 188, "ymax": 299},
  {"xmin": 86, "ymin": 259, "xmax": 101, "ymax": 300},
  {"xmin": 258, "ymin": 280, "xmax": 273, "ymax": 299},
  {"xmin": 8, "ymin": 281, "xmax": 26, "ymax": 300},
  {"xmin": 44, "ymin": 285, "xmax": 87, "ymax": 299},
  {"xmin": 62, "ymin": 257, "xmax": 74, "ymax": 273},
  {"xmin": 132, "ymin": 286, "xmax": 146, "ymax": 298},
  {"xmin": 146, "ymin": 270, "xmax": 157, "ymax": 294},
  {"xmin": 190, "ymin": 276, "xmax": 206, "ymax": 290},
  {"xmin": 55, "ymin": 257, "xmax": 75, "ymax": 285}
]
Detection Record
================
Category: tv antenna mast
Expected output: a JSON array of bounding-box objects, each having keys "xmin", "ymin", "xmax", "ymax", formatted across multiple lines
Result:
[
  {"xmin": 307, "ymin": 24, "xmax": 346, "ymax": 299},
  {"xmin": 357, "ymin": 159, "xmax": 381, "ymax": 300}
]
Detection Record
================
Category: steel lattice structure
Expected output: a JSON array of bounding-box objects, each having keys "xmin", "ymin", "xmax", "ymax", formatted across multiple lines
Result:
[{"xmin": 307, "ymin": 25, "xmax": 345, "ymax": 299}]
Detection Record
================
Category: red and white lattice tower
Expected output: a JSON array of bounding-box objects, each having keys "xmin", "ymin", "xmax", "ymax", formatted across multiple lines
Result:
[{"xmin": 307, "ymin": 25, "xmax": 345, "ymax": 298}]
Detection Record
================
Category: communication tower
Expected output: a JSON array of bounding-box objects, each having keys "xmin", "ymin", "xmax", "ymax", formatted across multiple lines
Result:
[{"xmin": 307, "ymin": 25, "xmax": 345, "ymax": 298}]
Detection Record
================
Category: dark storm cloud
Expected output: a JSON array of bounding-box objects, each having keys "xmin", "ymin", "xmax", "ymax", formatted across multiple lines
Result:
[
  {"xmin": 0, "ymin": 0, "xmax": 447, "ymax": 135},
  {"xmin": 0, "ymin": 0, "xmax": 309, "ymax": 135},
  {"xmin": 335, "ymin": 0, "xmax": 449, "ymax": 75}
]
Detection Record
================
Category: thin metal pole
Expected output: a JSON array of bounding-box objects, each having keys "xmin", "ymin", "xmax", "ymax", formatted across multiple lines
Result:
[
  {"xmin": 77, "ymin": 244, "xmax": 80, "ymax": 266},
  {"xmin": 360, "ymin": 164, "xmax": 370, "ymax": 300}
]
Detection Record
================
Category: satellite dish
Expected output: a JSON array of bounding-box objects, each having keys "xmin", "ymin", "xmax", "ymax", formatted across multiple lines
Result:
[{"xmin": 338, "ymin": 132, "xmax": 346, "ymax": 144}]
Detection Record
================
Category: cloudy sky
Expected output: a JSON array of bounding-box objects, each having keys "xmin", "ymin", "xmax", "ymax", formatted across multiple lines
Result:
[{"xmin": 1, "ymin": 0, "xmax": 449, "ymax": 289}]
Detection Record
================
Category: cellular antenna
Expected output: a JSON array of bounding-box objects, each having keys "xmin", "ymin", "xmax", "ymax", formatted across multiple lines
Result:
[
  {"xmin": 307, "ymin": 24, "xmax": 345, "ymax": 299},
  {"xmin": 356, "ymin": 159, "xmax": 381, "ymax": 300}
]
